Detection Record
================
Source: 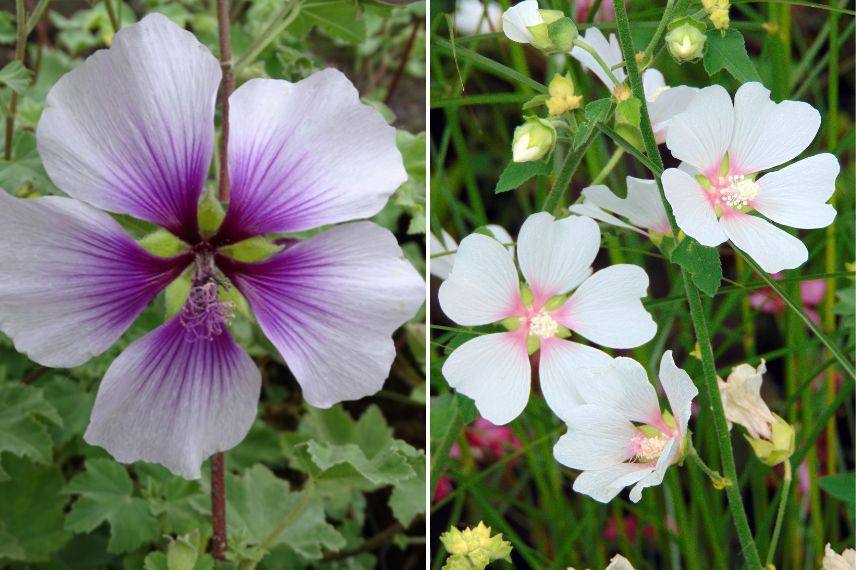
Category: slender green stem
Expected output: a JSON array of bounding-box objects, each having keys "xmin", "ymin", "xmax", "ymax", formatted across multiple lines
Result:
[
  {"xmin": 103, "ymin": 0, "xmax": 119, "ymax": 34},
  {"xmin": 737, "ymin": 251, "xmax": 855, "ymax": 379},
  {"xmin": 687, "ymin": 439, "xmax": 730, "ymax": 488},
  {"xmin": 591, "ymin": 148, "xmax": 624, "ymax": 185},
  {"xmin": 765, "ymin": 461, "xmax": 792, "ymax": 567},
  {"xmin": 4, "ymin": 0, "xmax": 26, "ymax": 161},
  {"xmin": 234, "ymin": 0, "xmax": 303, "ymax": 71},
  {"xmin": 572, "ymin": 38, "xmax": 621, "ymax": 86},
  {"xmin": 24, "ymin": 0, "xmax": 50, "ymax": 35},
  {"xmin": 611, "ymin": 1, "xmax": 762, "ymax": 566},
  {"xmin": 642, "ymin": 0, "xmax": 677, "ymax": 63},
  {"xmin": 542, "ymin": 127, "xmax": 600, "ymax": 212}
]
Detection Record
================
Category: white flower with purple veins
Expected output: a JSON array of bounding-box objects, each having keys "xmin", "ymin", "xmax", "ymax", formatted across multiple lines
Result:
[
  {"xmin": 553, "ymin": 352, "xmax": 698, "ymax": 503},
  {"xmin": 0, "ymin": 14, "xmax": 424, "ymax": 479},
  {"xmin": 430, "ymin": 225, "xmax": 514, "ymax": 280},
  {"xmin": 438, "ymin": 212, "xmax": 656, "ymax": 425},
  {"xmin": 662, "ymin": 82, "xmax": 839, "ymax": 273},
  {"xmin": 569, "ymin": 177, "xmax": 671, "ymax": 237}
]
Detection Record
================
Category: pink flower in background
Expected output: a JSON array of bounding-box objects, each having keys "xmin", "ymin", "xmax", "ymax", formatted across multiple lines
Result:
[
  {"xmin": 576, "ymin": 0, "xmax": 616, "ymax": 23},
  {"xmin": 750, "ymin": 273, "xmax": 826, "ymax": 324},
  {"xmin": 451, "ymin": 418, "xmax": 523, "ymax": 463},
  {"xmin": 434, "ymin": 476, "xmax": 454, "ymax": 502}
]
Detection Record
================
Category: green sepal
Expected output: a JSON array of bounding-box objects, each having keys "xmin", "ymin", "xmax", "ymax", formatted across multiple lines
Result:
[
  {"xmin": 613, "ymin": 122, "xmax": 644, "ymax": 151},
  {"xmin": 547, "ymin": 17, "xmax": 578, "ymax": 52},
  {"xmin": 526, "ymin": 336, "xmax": 540, "ymax": 355},
  {"xmin": 220, "ymin": 284, "xmax": 252, "ymax": 319},
  {"xmin": 538, "ymin": 9, "xmax": 564, "ymax": 24},
  {"xmin": 519, "ymin": 284, "xmax": 534, "ymax": 307},
  {"xmin": 522, "ymin": 94, "xmax": 550, "ymax": 111},
  {"xmin": 138, "ymin": 229, "xmax": 183, "ymax": 258},
  {"xmin": 197, "ymin": 190, "xmax": 225, "ymax": 236},
  {"xmin": 667, "ymin": 15, "xmax": 708, "ymax": 32},
  {"xmin": 544, "ymin": 294, "xmax": 566, "ymax": 311},
  {"xmin": 615, "ymin": 96, "xmax": 642, "ymax": 128},
  {"xmin": 556, "ymin": 324, "xmax": 572, "ymax": 338},
  {"xmin": 718, "ymin": 153, "xmax": 730, "ymax": 177},
  {"xmin": 501, "ymin": 317, "xmax": 521, "ymax": 331},
  {"xmin": 696, "ymin": 174, "xmax": 713, "ymax": 190},
  {"xmin": 220, "ymin": 236, "xmax": 284, "ymax": 263},
  {"xmin": 165, "ymin": 532, "xmax": 199, "ymax": 570},
  {"xmin": 526, "ymin": 22, "xmax": 553, "ymax": 50},
  {"xmin": 165, "ymin": 275, "xmax": 191, "ymax": 319}
]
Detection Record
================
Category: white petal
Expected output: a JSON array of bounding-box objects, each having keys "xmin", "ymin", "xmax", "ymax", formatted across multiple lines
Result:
[
  {"xmin": 36, "ymin": 13, "xmax": 220, "ymax": 241},
  {"xmin": 554, "ymin": 404, "xmax": 637, "ymax": 470},
  {"xmin": 438, "ymin": 233, "xmax": 520, "ymax": 325},
  {"xmin": 219, "ymin": 222, "xmax": 424, "ymax": 408},
  {"xmin": 501, "ymin": 0, "xmax": 541, "ymax": 44},
  {"xmin": 663, "ymin": 168, "xmax": 727, "ymax": 246},
  {"xmin": 517, "ymin": 212, "xmax": 600, "ymax": 301},
  {"xmin": 85, "ymin": 316, "xmax": 261, "ymax": 479},
  {"xmin": 485, "ymin": 224, "xmax": 515, "ymax": 255},
  {"xmin": 570, "ymin": 28, "xmax": 625, "ymax": 89},
  {"xmin": 720, "ymin": 213, "xmax": 808, "ymax": 273},
  {"xmin": 665, "ymin": 84, "xmax": 733, "ymax": 175},
  {"xmin": 657, "ymin": 350, "xmax": 698, "ymax": 437},
  {"xmin": 0, "ymin": 193, "xmax": 188, "ymax": 368},
  {"xmin": 441, "ymin": 332, "xmax": 531, "ymax": 425},
  {"xmin": 642, "ymin": 68, "xmax": 666, "ymax": 98},
  {"xmin": 628, "ymin": 436, "xmax": 678, "ymax": 502},
  {"xmin": 571, "ymin": 463, "xmax": 654, "ymax": 503},
  {"xmin": 753, "ymin": 154, "xmax": 839, "ymax": 229},
  {"xmin": 648, "ymin": 85, "xmax": 699, "ymax": 144},
  {"xmin": 557, "ymin": 265, "xmax": 656, "ymax": 349},
  {"xmin": 455, "ymin": 0, "xmax": 503, "ymax": 35},
  {"xmin": 582, "ymin": 178, "xmax": 670, "ymax": 234},
  {"xmin": 215, "ymin": 70, "xmax": 406, "ymax": 243},
  {"xmin": 728, "ymin": 82, "xmax": 821, "ymax": 174},
  {"xmin": 539, "ymin": 338, "xmax": 613, "ymax": 422},
  {"xmin": 430, "ymin": 230, "xmax": 458, "ymax": 279},
  {"xmin": 569, "ymin": 200, "xmax": 646, "ymax": 235},
  {"xmin": 581, "ymin": 357, "xmax": 663, "ymax": 426}
]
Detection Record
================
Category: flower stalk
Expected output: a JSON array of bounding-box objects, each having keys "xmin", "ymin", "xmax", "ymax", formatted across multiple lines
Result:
[
  {"xmin": 766, "ymin": 461, "xmax": 792, "ymax": 567},
  {"xmin": 4, "ymin": 0, "xmax": 26, "ymax": 161},
  {"xmin": 610, "ymin": 0, "xmax": 762, "ymax": 566}
]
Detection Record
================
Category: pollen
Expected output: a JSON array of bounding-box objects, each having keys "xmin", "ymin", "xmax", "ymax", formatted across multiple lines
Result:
[
  {"xmin": 528, "ymin": 310, "xmax": 559, "ymax": 339},
  {"xmin": 719, "ymin": 175, "xmax": 759, "ymax": 209},
  {"xmin": 180, "ymin": 282, "xmax": 235, "ymax": 341},
  {"xmin": 633, "ymin": 432, "xmax": 669, "ymax": 463}
]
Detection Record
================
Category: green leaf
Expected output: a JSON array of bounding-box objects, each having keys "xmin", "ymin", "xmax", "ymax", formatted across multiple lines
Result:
[
  {"xmin": 393, "ymin": 130, "xmax": 426, "ymax": 235},
  {"xmin": 389, "ymin": 450, "xmax": 426, "ymax": 526},
  {"xmin": 670, "ymin": 236, "xmax": 722, "ymax": 297},
  {"xmin": 0, "ymin": 383, "xmax": 63, "ymax": 477},
  {"xmin": 0, "ymin": 61, "xmax": 32, "ymax": 94},
  {"xmin": 584, "ymin": 98, "xmax": 612, "ymax": 122},
  {"xmin": 0, "ymin": 459, "xmax": 71, "ymax": 562},
  {"xmin": 194, "ymin": 465, "xmax": 346, "ymax": 560},
  {"xmin": 41, "ymin": 376, "xmax": 94, "ymax": 446},
  {"xmin": 703, "ymin": 29, "xmax": 762, "ymax": 83},
  {"xmin": 495, "ymin": 158, "xmax": 553, "ymax": 194},
  {"xmin": 136, "ymin": 463, "xmax": 207, "ymax": 536},
  {"xmin": 296, "ymin": 0, "xmax": 366, "ymax": 44},
  {"xmin": 64, "ymin": 459, "xmax": 160, "ymax": 554},
  {"xmin": 615, "ymin": 96, "xmax": 641, "ymax": 128},
  {"xmin": 819, "ymin": 473, "xmax": 855, "ymax": 511}
]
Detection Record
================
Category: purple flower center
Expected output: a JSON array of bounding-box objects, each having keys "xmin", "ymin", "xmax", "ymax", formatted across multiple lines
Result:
[{"xmin": 179, "ymin": 247, "xmax": 235, "ymax": 341}]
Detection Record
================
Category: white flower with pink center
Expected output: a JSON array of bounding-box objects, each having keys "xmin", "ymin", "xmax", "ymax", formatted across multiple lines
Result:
[
  {"xmin": 438, "ymin": 212, "xmax": 656, "ymax": 424},
  {"xmin": 662, "ymin": 82, "xmax": 839, "ymax": 273},
  {"xmin": 553, "ymin": 351, "xmax": 698, "ymax": 503},
  {"xmin": 569, "ymin": 177, "xmax": 672, "ymax": 237}
]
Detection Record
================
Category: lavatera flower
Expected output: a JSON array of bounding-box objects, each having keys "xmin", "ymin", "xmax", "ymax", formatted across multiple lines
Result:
[
  {"xmin": 569, "ymin": 177, "xmax": 671, "ymax": 239},
  {"xmin": 0, "ymin": 14, "xmax": 424, "ymax": 479},
  {"xmin": 438, "ymin": 212, "xmax": 656, "ymax": 424},
  {"xmin": 553, "ymin": 352, "xmax": 698, "ymax": 503},
  {"xmin": 662, "ymin": 82, "xmax": 839, "ymax": 273}
]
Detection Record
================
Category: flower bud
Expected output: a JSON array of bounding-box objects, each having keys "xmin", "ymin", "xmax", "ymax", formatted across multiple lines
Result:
[
  {"xmin": 744, "ymin": 414, "xmax": 794, "ymax": 466},
  {"xmin": 665, "ymin": 18, "xmax": 707, "ymax": 62},
  {"xmin": 440, "ymin": 522, "xmax": 512, "ymax": 570},
  {"xmin": 546, "ymin": 73, "xmax": 583, "ymax": 115},
  {"xmin": 702, "ymin": 0, "xmax": 730, "ymax": 29},
  {"xmin": 822, "ymin": 543, "xmax": 856, "ymax": 570},
  {"xmin": 527, "ymin": 11, "xmax": 577, "ymax": 52},
  {"xmin": 512, "ymin": 118, "xmax": 556, "ymax": 163}
]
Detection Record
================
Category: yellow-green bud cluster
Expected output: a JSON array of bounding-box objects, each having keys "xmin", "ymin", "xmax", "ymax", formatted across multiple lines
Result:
[
  {"xmin": 702, "ymin": 0, "xmax": 730, "ymax": 29},
  {"xmin": 440, "ymin": 522, "xmax": 512, "ymax": 570},
  {"xmin": 546, "ymin": 73, "xmax": 583, "ymax": 115}
]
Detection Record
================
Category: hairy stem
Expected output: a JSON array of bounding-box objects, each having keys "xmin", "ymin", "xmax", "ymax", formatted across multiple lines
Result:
[
  {"xmin": 571, "ymin": 38, "xmax": 621, "ymax": 86},
  {"xmin": 217, "ymin": 0, "xmax": 235, "ymax": 203},
  {"xmin": 611, "ymin": 1, "xmax": 762, "ymax": 566}
]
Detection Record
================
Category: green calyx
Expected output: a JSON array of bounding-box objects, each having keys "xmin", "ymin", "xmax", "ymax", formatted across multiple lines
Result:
[
  {"xmin": 745, "ymin": 414, "xmax": 795, "ymax": 467},
  {"xmin": 543, "ymin": 294, "xmax": 566, "ymax": 311},
  {"xmin": 519, "ymin": 284, "xmax": 534, "ymax": 307},
  {"xmin": 197, "ymin": 189, "xmax": 225, "ymax": 237},
  {"xmin": 501, "ymin": 317, "xmax": 521, "ymax": 331},
  {"xmin": 138, "ymin": 229, "xmax": 184, "ymax": 258},
  {"xmin": 220, "ymin": 236, "xmax": 284, "ymax": 263}
]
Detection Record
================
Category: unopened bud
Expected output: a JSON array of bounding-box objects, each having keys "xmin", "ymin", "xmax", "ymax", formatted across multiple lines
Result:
[
  {"xmin": 440, "ymin": 522, "xmax": 512, "ymax": 570},
  {"xmin": 665, "ymin": 18, "xmax": 707, "ymax": 62},
  {"xmin": 546, "ymin": 73, "xmax": 583, "ymax": 115},
  {"xmin": 512, "ymin": 117, "xmax": 557, "ymax": 162},
  {"xmin": 709, "ymin": 6, "xmax": 730, "ymax": 29},
  {"xmin": 745, "ymin": 414, "xmax": 795, "ymax": 466}
]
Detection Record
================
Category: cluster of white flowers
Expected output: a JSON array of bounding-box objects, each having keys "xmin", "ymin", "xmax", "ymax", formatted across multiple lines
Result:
[{"xmin": 434, "ymin": 0, "xmax": 838, "ymax": 506}]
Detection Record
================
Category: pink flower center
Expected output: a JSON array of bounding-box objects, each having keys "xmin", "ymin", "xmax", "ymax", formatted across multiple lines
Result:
[{"xmin": 632, "ymin": 431, "xmax": 670, "ymax": 463}]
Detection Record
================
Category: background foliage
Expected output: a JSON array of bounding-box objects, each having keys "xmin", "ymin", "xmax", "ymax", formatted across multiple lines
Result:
[
  {"xmin": 0, "ymin": 0, "xmax": 427, "ymax": 567},
  {"xmin": 429, "ymin": 0, "xmax": 854, "ymax": 568}
]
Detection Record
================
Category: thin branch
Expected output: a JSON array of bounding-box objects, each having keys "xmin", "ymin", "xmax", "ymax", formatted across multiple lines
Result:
[
  {"xmin": 217, "ymin": 0, "xmax": 235, "ymax": 203},
  {"xmin": 385, "ymin": 18, "xmax": 421, "ymax": 106}
]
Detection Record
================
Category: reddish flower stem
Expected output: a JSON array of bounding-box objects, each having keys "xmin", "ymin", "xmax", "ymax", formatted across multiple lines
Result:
[
  {"xmin": 217, "ymin": 0, "xmax": 235, "ymax": 203},
  {"xmin": 211, "ymin": 0, "xmax": 234, "ymax": 560}
]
